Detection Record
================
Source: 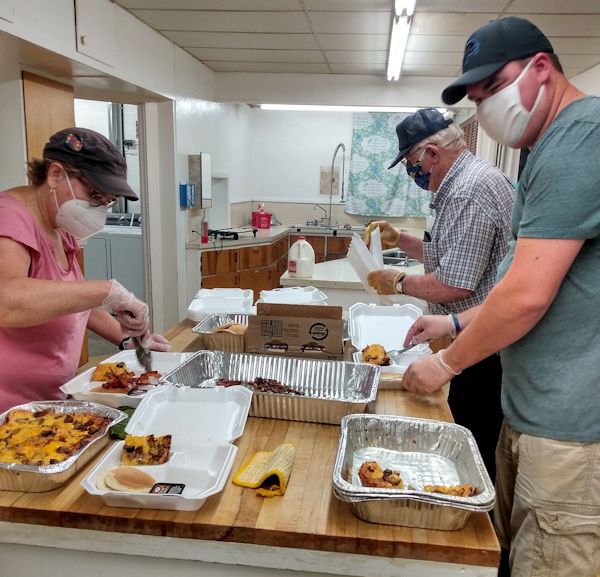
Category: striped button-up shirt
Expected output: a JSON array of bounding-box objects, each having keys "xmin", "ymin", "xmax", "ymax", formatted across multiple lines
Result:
[{"xmin": 423, "ymin": 150, "xmax": 515, "ymax": 315}]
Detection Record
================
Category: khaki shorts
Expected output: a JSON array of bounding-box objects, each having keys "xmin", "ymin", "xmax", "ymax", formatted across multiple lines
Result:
[{"xmin": 494, "ymin": 421, "xmax": 600, "ymax": 577}]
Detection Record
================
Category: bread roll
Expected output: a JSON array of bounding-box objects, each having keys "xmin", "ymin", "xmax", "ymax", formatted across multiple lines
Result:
[{"xmin": 212, "ymin": 322, "xmax": 247, "ymax": 335}]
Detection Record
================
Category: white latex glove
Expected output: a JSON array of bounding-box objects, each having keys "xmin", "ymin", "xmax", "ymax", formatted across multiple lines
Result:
[
  {"xmin": 102, "ymin": 279, "xmax": 149, "ymax": 337},
  {"xmin": 403, "ymin": 315, "xmax": 452, "ymax": 347},
  {"xmin": 363, "ymin": 221, "xmax": 400, "ymax": 249},
  {"xmin": 124, "ymin": 333, "xmax": 172, "ymax": 352}
]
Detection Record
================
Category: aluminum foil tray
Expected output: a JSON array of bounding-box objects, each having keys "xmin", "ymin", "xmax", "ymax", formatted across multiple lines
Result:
[
  {"xmin": 161, "ymin": 351, "xmax": 380, "ymax": 425},
  {"xmin": 0, "ymin": 401, "xmax": 126, "ymax": 492},
  {"xmin": 332, "ymin": 414, "xmax": 495, "ymax": 530},
  {"xmin": 192, "ymin": 314, "xmax": 249, "ymax": 352}
]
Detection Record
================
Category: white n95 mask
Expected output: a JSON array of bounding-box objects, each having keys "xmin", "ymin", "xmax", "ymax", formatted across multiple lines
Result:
[
  {"xmin": 54, "ymin": 173, "xmax": 108, "ymax": 240},
  {"xmin": 476, "ymin": 60, "xmax": 545, "ymax": 148}
]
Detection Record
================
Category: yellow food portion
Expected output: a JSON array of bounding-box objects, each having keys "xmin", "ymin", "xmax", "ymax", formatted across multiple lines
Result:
[
  {"xmin": 361, "ymin": 344, "xmax": 391, "ymax": 366},
  {"xmin": 121, "ymin": 434, "xmax": 171, "ymax": 465},
  {"xmin": 423, "ymin": 483, "xmax": 479, "ymax": 497},
  {"xmin": 91, "ymin": 361, "xmax": 131, "ymax": 382},
  {"xmin": 0, "ymin": 408, "xmax": 110, "ymax": 466}
]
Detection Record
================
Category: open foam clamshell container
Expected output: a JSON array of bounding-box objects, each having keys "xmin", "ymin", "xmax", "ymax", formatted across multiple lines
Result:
[
  {"xmin": 332, "ymin": 414, "xmax": 495, "ymax": 530},
  {"xmin": 161, "ymin": 350, "xmax": 380, "ymax": 425},
  {"xmin": 348, "ymin": 303, "xmax": 432, "ymax": 388},
  {"xmin": 81, "ymin": 384, "xmax": 252, "ymax": 510},
  {"xmin": 0, "ymin": 401, "xmax": 126, "ymax": 492}
]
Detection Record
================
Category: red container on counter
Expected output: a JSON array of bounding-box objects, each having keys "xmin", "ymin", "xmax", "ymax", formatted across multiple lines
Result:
[{"xmin": 252, "ymin": 211, "xmax": 272, "ymax": 229}]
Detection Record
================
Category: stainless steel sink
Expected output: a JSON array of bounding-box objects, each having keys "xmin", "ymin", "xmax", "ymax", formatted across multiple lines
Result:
[{"xmin": 382, "ymin": 249, "xmax": 420, "ymax": 267}]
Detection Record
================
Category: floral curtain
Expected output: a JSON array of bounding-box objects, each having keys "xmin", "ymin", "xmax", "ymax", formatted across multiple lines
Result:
[{"xmin": 344, "ymin": 112, "xmax": 432, "ymax": 217}]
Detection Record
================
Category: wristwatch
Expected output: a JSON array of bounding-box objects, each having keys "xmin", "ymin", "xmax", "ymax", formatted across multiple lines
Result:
[{"xmin": 394, "ymin": 272, "xmax": 406, "ymax": 295}]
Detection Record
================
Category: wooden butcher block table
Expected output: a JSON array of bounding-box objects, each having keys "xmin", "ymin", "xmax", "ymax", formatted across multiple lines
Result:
[{"xmin": 0, "ymin": 320, "xmax": 500, "ymax": 577}]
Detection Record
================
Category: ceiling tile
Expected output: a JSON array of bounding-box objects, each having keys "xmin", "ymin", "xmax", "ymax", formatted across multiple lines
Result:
[
  {"xmin": 163, "ymin": 31, "xmax": 319, "ymax": 50},
  {"xmin": 309, "ymin": 11, "xmax": 391, "ymax": 34},
  {"xmin": 415, "ymin": 0, "xmax": 508, "ymax": 12},
  {"xmin": 118, "ymin": 0, "xmax": 302, "ymax": 9},
  {"xmin": 305, "ymin": 0, "xmax": 391, "ymax": 10},
  {"xmin": 203, "ymin": 61, "xmax": 330, "ymax": 73},
  {"xmin": 401, "ymin": 64, "xmax": 464, "ymax": 77},
  {"xmin": 329, "ymin": 62, "xmax": 386, "ymax": 74},
  {"xmin": 403, "ymin": 51, "xmax": 463, "ymax": 67},
  {"xmin": 411, "ymin": 13, "xmax": 500, "ymax": 35},
  {"xmin": 187, "ymin": 48, "xmax": 325, "ymax": 63},
  {"xmin": 316, "ymin": 34, "xmax": 388, "ymax": 51},
  {"xmin": 551, "ymin": 37, "xmax": 600, "ymax": 55},
  {"xmin": 132, "ymin": 10, "xmax": 311, "ymax": 33},
  {"xmin": 510, "ymin": 0, "xmax": 600, "ymax": 14},
  {"xmin": 518, "ymin": 14, "xmax": 600, "ymax": 37},
  {"xmin": 324, "ymin": 50, "xmax": 387, "ymax": 64},
  {"xmin": 406, "ymin": 34, "xmax": 468, "ymax": 52}
]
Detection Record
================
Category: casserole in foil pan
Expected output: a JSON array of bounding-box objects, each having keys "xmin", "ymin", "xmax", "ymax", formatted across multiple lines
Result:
[
  {"xmin": 161, "ymin": 351, "xmax": 380, "ymax": 425},
  {"xmin": 0, "ymin": 400, "xmax": 126, "ymax": 492},
  {"xmin": 332, "ymin": 414, "xmax": 495, "ymax": 530}
]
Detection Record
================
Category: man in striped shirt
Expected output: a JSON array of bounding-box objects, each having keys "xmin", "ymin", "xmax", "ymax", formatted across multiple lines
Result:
[{"xmin": 365, "ymin": 108, "xmax": 515, "ymax": 480}]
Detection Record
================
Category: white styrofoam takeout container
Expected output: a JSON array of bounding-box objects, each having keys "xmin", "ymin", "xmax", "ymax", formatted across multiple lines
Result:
[
  {"xmin": 187, "ymin": 288, "xmax": 254, "ymax": 321},
  {"xmin": 60, "ymin": 351, "xmax": 195, "ymax": 408},
  {"xmin": 257, "ymin": 286, "xmax": 328, "ymax": 305},
  {"xmin": 81, "ymin": 384, "xmax": 252, "ymax": 510}
]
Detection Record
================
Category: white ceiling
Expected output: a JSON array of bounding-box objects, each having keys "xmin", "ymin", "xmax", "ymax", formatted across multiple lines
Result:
[{"xmin": 114, "ymin": 0, "xmax": 600, "ymax": 80}]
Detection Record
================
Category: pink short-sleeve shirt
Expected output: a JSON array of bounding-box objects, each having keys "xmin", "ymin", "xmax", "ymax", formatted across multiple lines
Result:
[{"xmin": 0, "ymin": 193, "xmax": 90, "ymax": 412}]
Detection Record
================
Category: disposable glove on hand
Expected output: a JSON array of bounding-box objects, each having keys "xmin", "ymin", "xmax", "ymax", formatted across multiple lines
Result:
[
  {"xmin": 363, "ymin": 221, "xmax": 400, "ymax": 249},
  {"xmin": 102, "ymin": 279, "xmax": 149, "ymax": 337},
  {"xmin": 403, "ymin": 315, "xmax": 452, "ymax": 347},
  {"xmin": 124, "ymin": 333, "xmax": 172, "ymax": 353},
  {"xmin": 402, "ymin": 354, "xmax": 450, "ymax": 395},
  {"xmin": 367, "ymin": 269, "xmax": 405, "ymax": 295}
]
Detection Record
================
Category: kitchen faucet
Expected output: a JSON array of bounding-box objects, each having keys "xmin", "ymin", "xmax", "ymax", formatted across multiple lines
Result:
[
  {"xmin": 327, "ymin": 143, "xmax": 346, "ymax": 226},
  {"xmin": 313, "ymin": 203, "xmax": 328, "ymax": 225}
]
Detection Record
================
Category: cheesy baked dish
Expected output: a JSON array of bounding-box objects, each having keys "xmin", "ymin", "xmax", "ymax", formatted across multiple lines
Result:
[
  {"xmin": 121, "ymin": 434, "xmax": 171, "ymax": 465},
  {"xmin": 91, "ymin": 361, "xmax": 131, "ymax": 382},
  {"xmin": 0, "ymin": 408, "xmax": 111, "ymax": 466}
]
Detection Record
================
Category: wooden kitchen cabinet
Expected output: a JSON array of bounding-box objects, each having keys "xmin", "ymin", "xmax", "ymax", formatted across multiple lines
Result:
[
  {"xmin": 239, "ymin": 244, "xmax": 272, "ymax": 270},
  {"xmin": 325, "ymin": 236, "xmax": 351, "ymax": 261},
  {"xmin": 199, "ymin": 235, "xmax": 290, "ymax": 299},
  {"xmin": 201, "ymin": 248, "xmax": 238, "ymax": 276},
  {"xmin": 239, "ymin": 265, "xmax": 274, "ymax": 302},
  {"xmin": 289, "ymin": 234, "xmax": 326, "ymax": 263}
]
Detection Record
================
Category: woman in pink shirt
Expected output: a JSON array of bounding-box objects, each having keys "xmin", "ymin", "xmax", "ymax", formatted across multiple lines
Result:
[{"xmin": 0, "ymin": 128, "xmax": 168, "ymax": 412}]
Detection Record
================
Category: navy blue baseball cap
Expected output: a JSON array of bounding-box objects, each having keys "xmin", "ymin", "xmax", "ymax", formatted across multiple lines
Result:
[
  {"xmin": 442, "ymin": 17, "xmax": 554, "ymax": 105},
  {"xmin": 388, "ymin": 108, "xmax": 452, "ymax": 169}
]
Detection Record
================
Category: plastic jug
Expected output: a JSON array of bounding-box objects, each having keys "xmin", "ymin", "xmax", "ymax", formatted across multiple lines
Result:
[{"xmin": 288, "ymin": 237, "xmax": 315, "ymax": 278}]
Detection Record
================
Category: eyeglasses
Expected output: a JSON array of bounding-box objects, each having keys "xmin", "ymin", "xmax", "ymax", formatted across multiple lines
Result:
[
  {"xmin": 400, "ymin": 146, "xmax": 426, "ymax": 168},
  {"xmin": 88, "ymin": 192, "xmax": 118, "ymax": 208},
  {"xmin": 78, "ymin": 177, "xmax": 118, "ymax": 208}
]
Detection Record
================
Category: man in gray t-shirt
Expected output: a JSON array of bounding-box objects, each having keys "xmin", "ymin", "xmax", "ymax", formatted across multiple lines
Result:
[{"xmin": 402, "ymin": 17, "xmax": 600, "ymax": 577}]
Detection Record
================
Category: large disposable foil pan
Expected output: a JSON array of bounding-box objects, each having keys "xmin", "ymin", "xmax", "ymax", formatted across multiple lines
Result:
[
  {"xmin": 192, "ymin": 314, "xmax": 250, "ymax": 352},
  {"xmin": 332, "ymin": 414, "xmax": 495, "ymax": 530},
  {"xmin": 0, "ymin": 401, "xmax": 126, "ymax": 492},
  {"xmin": 161, "ymin": 351, "xmax": 380, "ymax": 425}
]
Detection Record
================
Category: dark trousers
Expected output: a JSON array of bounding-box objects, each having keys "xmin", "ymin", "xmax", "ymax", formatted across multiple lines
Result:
[{"xmin": 447, "ymin": 353, "xmax": 503, "ymax": 483}]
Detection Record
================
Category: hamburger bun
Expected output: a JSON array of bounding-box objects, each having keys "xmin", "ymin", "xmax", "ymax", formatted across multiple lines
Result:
[
  {"xmin": 102, "ymin": 466, "xmax": 156, "ymax": 493},
  {"xmin": 212, "ymin": 322, "xmax": 247, "ymax": 335}
]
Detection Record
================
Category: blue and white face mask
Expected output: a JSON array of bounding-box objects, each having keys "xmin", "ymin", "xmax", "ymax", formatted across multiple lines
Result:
[{"xmin": 405, "ymin": 148, "xmax": 430, "ymax": 191}]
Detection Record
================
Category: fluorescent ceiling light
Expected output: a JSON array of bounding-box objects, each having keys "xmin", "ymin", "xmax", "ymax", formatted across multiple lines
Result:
[
  {"xmin": 257, "ymin": 104, "xmax": 431, "ymax": 113},
  {"xmin": 387, "ymin": 0, "xmax": 416, "ymax": 81}
]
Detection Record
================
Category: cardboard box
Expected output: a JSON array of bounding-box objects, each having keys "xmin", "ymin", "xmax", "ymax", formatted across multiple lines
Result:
[{"xmin": 245, "ymin": 303, "xmax": 344, "ymax": 360}]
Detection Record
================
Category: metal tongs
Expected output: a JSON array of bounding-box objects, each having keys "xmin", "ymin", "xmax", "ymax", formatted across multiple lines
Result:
[{"xmin": 133, "ymin": 336, "xmax": 152, "ymax": 373}]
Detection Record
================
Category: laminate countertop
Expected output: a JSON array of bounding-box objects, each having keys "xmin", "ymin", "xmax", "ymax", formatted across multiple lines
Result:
[{"xmin": 0, "ymin": 320, "xmax": 500, "ymax": 577}]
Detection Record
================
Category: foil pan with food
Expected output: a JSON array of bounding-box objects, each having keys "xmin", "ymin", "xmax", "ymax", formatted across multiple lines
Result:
[
  {"xmin": 192, "ymin": 313, "xmax": 250, "ymax": 352},
  {"xmin": 332, "ymin": 414, "xmax": 495, "ymax": 530},
  {"xmin": 161, "ymin": 351, "xmax": 380, "ymax": 425},
  {"xmin": 0, "ymin": 400, "xmax": 126, "ymax": 492}
]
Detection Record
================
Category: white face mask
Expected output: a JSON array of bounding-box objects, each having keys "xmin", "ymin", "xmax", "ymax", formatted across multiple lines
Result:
[
  {"xmin": 54, "ymin": 174, "xmax": 108, "ymax": 240},
  {"xmin": 476, "ymin": 60, "xmax": 545, "ymax": 148}
]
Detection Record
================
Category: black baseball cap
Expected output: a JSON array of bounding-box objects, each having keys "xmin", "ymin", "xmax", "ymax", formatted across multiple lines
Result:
[
  {"xmin": 43, "ymin": 127, "xmax": 138, "ymax": 200},
  {"xmin": 442, "ymin": 17, "xmax": 554, "ymax": 105},
  {"xmin": 388, "ymin": 108, "xmax": 452, "ymax": 169}
]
